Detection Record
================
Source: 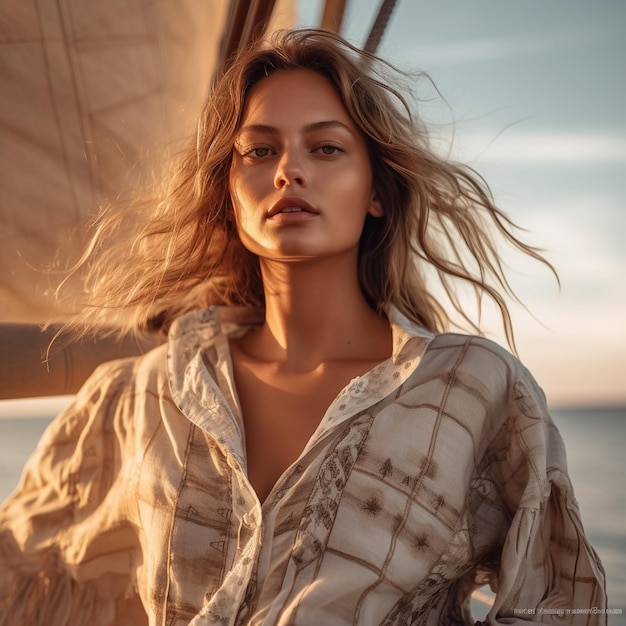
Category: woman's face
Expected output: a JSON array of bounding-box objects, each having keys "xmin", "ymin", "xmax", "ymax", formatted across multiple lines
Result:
[{"xmin": 229, "ymin": 69, "xmax": 382, "ymax": 264}]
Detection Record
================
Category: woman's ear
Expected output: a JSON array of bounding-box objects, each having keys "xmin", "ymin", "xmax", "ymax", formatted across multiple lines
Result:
[{"xmin": 368, "ymin": 190, "xmax": 384, "ymax": 218}]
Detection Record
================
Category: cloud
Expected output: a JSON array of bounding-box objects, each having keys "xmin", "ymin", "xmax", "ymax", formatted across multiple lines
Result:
[{"xmin": 444, "ymin": 132, "xmax": 626, "ymax": 165}]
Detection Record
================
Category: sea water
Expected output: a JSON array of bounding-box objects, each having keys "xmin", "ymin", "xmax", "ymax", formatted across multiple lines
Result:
[{"xmin": 0, "ymin": 403, "xmax": 624, "ymax": 623}]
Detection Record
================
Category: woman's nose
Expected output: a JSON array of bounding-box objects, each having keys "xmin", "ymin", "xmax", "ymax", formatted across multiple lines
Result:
[{"xmin": 274, "ymin": 150, "xmax": 307, "ymax": 189}]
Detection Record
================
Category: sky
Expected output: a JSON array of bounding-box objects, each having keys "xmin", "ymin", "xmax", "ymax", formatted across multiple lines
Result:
[{"xmin": 296, "ymin": 0, "xmax": 626, "ymax": 407}]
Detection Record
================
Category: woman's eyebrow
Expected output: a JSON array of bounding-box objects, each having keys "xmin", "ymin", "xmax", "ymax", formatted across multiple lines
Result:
[
  {"xmin": 238, "ymin": 120, "xmax": 354, "ymax": 136},
  {"xmin": 303, "ymin": 120, "xmax": 354, "ymax": 134}
]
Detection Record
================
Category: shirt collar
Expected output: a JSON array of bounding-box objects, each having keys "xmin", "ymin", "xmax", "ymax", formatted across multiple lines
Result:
[
  {"xmin": 168, "ymin": 304, "xmax": 434, "ymax": 365},
  {"xmin": 167, "ymin": 305, "xmax": 435, "ymax": 464},
  {"xmin": 386, "ymin": 305, "xmax": 435, "ymax": 364}
]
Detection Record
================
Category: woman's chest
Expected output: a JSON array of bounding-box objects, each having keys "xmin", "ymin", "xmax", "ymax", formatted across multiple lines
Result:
[{"xmin": 232, "ymin": 356, "xmax": 386, "ymax": 503}]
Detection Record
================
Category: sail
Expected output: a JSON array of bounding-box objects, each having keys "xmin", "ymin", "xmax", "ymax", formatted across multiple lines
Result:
[{"xmin": 0, "ymin": 0, "xmax": 295, "ymax": 323}]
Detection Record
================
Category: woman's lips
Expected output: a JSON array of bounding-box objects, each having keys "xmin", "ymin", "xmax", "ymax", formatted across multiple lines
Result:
[{"xmin": 267, "ymin": 197, "xmax": 319, "ymax": 219}]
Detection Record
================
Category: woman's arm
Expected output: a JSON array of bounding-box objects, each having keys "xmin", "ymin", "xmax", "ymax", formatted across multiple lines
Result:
[
  {"xmin": 0, "ymin": 357, "xmax": 150, "ymax": 625},
  {"xmin": 475, "ymin": 372, "xmax": 607, "ymax": 624}
]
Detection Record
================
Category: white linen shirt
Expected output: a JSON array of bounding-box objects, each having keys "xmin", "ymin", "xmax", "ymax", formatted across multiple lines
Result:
[{"xmin": 0, "ymin": 306, "xmax": 606, "ymax": 625}]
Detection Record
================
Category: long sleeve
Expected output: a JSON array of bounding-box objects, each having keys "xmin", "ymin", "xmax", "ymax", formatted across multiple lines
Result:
[
  {"xmin": 474, "ymin": 368, "xmax": 607, "ymax": 625},
  {"xmin": 0, "ymin": 358, "xmax": 149, "ymax": 626}
]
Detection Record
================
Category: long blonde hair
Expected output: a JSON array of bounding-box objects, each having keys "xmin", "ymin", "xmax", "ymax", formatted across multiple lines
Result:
[{"xmin": 60, "ymin": 28, "xmax": 554, "ymax": 347}]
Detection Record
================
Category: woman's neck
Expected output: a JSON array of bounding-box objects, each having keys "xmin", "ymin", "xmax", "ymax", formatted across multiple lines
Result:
[{"xmin": 244, "ymin": 255, "xmax": 391, "ymax": 371}]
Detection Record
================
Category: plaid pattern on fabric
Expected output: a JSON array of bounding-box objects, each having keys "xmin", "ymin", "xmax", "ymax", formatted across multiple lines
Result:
[{"xmin": 0, "ymin": 307, "xmax": 606, "ymax": 625}]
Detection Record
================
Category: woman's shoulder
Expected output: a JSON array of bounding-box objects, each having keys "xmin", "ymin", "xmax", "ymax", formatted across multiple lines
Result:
[
  {"xmin": 70, "ymin": 340, "xmax": 170, "ymax": 410},
  {"xmin": 422, "ymin": 331, "xmax": 521, "ymax": 371},
  {"xmin": 428, "ymin": 331, "xmax": 521, "ymax": 369},
  {"xmin": 420, "ymin": 331, "xmax": 548, "ymax": 416}
]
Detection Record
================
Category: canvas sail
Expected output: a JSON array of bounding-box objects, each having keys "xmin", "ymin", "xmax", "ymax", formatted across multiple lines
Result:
[{"xmin": 0, "ymin": 0, "xmax": 295, "ymax": 323}]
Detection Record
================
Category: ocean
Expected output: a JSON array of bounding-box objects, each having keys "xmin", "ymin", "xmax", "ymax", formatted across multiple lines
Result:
[{"xmin": 0, "ymin": 402, "xmax": 624, "ymax": 623}]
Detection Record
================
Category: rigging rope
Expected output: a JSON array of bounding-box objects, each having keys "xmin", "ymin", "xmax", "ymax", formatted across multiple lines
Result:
[{"xmin": 364, "ymin": 0, "xmax": 398, "ymax": 54}]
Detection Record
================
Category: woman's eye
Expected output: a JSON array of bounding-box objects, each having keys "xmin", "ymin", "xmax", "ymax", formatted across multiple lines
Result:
[
  {"xmin": 242, "ymin": 146, "xmax": 273, "ymax": 158},
  {"xmin": 315, "ymin": 144, "xmax": 343, "ymax": 156}
]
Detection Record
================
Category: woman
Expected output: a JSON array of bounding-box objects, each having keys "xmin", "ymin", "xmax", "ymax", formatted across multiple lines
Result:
[{"xmin": 0, "ymin": 29, "xmax": 606, "ymax": 625}]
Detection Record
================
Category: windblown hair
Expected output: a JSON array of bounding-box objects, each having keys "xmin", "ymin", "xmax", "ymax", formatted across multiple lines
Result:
[{"xmin": 60, "ymin": 28, "xmax": 554, "ymax": 347}]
